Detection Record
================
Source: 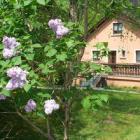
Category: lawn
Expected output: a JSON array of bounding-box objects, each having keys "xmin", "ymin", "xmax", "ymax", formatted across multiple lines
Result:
[
  {"xmin": 1, "ymin": 90, "xmax": 140, "ymax": 140},
  {"xmin": 70, "ymin": 91, "xmax": 140, "ymax": 140}
]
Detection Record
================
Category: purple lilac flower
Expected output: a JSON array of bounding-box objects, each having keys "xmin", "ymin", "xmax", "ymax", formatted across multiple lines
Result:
[
  {"xmin": 0, "ymin": 94, "xmax": 6, "ymax": 100},
  {"xmin": 56, "ymin": 25, "xmax": 69, "ymax": 39},
  {"xmin": 6, "ymin": 79, "xmax": 26, "ymax": 90},
  {"xmin": 25, "ymin": 99, "xmax": 36, "ymax": 112},
  {"xmin": 44, "ymin": 99, "xmax": 59, "ymax": 115},
  {"xmin": 48, "ymin": 19, "xmax": 69, "ymax": 38},
  {"xmin": 48, "ymin": 19, "xmax": 63, "ymax": 32},
  {"xmin": 3, "ymin": 48, "xmax": 15, "ymax": 59},
  {"xmin": 2, "ymin": 36, "xmax": 20, "ymax": 49},
  {"xmin": 2, "ymin": 36, "xmax": 20, "ymax": 59},
  {"xmin": 7, "ymin": 67, "xmax": 28, "ymax": 80},
  {"xmin": 6, "ymin": 67, "xmax": 28, "ymax": 90}
]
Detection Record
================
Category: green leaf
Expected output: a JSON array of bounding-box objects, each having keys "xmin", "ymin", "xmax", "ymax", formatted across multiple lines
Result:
[
  {"xmin": 31, "ymin": 43, "xmax": 42, "ymax": 48},
  {"xmin": 25, "ymin": 54, "xmax": 34, "ymax": 60},
  {"xmin": 42, "ymin": 65, "xmax": 52, "ymax": 74},
  {"xmin": 46, "ymin": 49, "xmax": 57, "ymax": 57},
  {"xmin": 0, "ymin": 44, "xmax": 3, "ymax": 50},
  {"xmin": 24, "ymin": 84, "xmax": 32, "ymax": 92},
  {"xmin": 37, "ymin": 0, "xmax": 46, "ymax": 5},
  {"xmin": 94, "ymin": 100, "xmax": 103, "ymax": 107},
  {"xmin": 12, "ymin": 56, "xmax": 22, "ymax": 65},
  {"xmin": 66, "ymin": 40, "xmax": 74, "ymax": 48},
  {"xmin": 44, "ymin": 45, "xmax": 51, "ymax": 52},
  {"xmin": 98, "ymin": 94, "xmax": 108, "ymax": 103},
  {"xmin": 45, "ymin": 0, "xmax": 50, "ymax": 4},
  {"xmin": 30, "ymin": 71, "xmax": 38, "ymax": 80},
  {"xmin": 36, "ymin": 112, "xmax": 45, "ymax": 119},
  {"xmin": 1, "ymin": 89, "xmax": 11, "ymax": 97},
  {"xmin": 24, "ymin": 0, "xmax": 32, "ymax": 6},
  {"xmin": 56, "ymin": 53, "xmax": 67, "ymax": 61},
  {"xmin": 31, "ymin": 79, "xmax": 36, "ymax": 85},
  {"xmin": 46, "ymin": 60, "xmax": 55, "ymax": 65},
  {"xmin": 13, "ymin": 3, "xmax": 22, "ymax": 9},
  {"xmin": 38, "ymin": 92, "xmax": 51, "ymax": 98},
  {"xmin": 55, "ymin": 0, "xmax": 68, "ymax": 11},
  {"xmin": 24, "ymin": 47, "xmax": 34, "ymax": 53},
  {"xmin": 81, "ymin": 97, "xmax": 91, "ymax": 110},
  {"xmin": 39, "ymin": 64, "xmax": 45, "ymax": 69}
]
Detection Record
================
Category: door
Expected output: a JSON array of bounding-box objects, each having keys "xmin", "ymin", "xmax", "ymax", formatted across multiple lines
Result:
[{"xmin": 108, "ymin": 51, "xmax": 116, "ymax": 64}]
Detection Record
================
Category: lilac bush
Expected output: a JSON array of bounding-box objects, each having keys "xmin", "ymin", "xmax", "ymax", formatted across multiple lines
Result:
[{"xmin": 0, "ymin": 18, "xmax": 86, "ymax": 139}]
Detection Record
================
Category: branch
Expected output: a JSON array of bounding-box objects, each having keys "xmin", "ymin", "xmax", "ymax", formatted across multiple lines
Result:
[{"xmin": 16, "ymin": 111, "xmax": 48, "ymax": 139}]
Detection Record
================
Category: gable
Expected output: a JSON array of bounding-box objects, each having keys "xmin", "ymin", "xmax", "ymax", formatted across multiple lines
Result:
[{"xmin": 87, "ymin": 18, "xmax": 140, "ymax": 44}]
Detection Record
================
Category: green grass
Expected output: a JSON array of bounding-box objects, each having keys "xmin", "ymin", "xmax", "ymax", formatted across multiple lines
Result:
[
  {"xmin": 1, "ymin": 90, "xmax": 140, "ymax": 140},
  {"xmin": 69, "ymin": 91, "xmax": 140, "ymax": 140}
]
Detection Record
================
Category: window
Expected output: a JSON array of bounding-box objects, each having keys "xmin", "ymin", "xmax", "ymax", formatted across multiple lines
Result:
[
  {"xmin": 113, "ymin": 23, "xmax": 123, "ymax": 34},
  {"xmin": 93, "ymin": 51, "xmax": 100, "ymax": 61},
  {"xmin": 121, "ymin": 50, "xmax": 126, "ymax": 58},
  {"xmin": 136, "ymin": 51, "xmax": 140, "ymax": 62}
]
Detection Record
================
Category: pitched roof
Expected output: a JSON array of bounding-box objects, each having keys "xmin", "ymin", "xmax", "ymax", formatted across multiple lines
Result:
[
  {"xmin": 87, "ymin": 15, "xmax": 140, "ymax": 40},
  {"xmin": 87, "ymin": 17, "xmax": 109, "ymax": 37}
]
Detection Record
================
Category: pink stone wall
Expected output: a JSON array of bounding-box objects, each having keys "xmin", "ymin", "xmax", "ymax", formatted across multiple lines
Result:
[{"xmin": 106, "ymin": 76, "xmax": 140, "ymax": 88}]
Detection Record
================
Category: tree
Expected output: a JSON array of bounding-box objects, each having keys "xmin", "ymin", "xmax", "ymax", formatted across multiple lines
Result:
[{"xmin": 0, "ymin": 0, "xmax": 136, "ymax": 140}]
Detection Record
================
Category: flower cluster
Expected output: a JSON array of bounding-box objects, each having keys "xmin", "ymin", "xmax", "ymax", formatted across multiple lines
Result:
[
  {"xmin": 48, "ymin": 19, "xmax": 69, "ymax": 38},
  {"xmin": 6, "ymin": 67, "xmax": 28, "ymax": 90},
  {"xmin": 24, "ymin": 99, "xmax": 37, "ymax": 112},
  {"xmin": 44, "ymin": 99, "xmax": 59, "ymax": 115},
  {"xmin": 2, "ymin": 36, "xmax": 20, "ymax": 59},
  {"xmin": 0, "ymin": 94, "xmax": 6, "ymax": 100}
]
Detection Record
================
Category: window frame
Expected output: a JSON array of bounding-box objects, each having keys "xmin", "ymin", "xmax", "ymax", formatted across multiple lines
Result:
[
  {"xmin": 92, "ymin": 51, "xmax": 100, "ymax": 61},
  {"xmin": 136, "ymin": 50, "xmax": 140, "ymax": 63},
  {"xmin": 120, "ymin": 49, "xmax": 126, "ymax": 59},
  {"xmin": 113, "ymin": 23, "xmax": 123, "ymax": 34}
]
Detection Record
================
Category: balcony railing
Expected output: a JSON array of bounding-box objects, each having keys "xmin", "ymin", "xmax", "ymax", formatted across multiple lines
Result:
[{"xmin": 103, "ymin": 63, "xmax": 140, "ymax": 76}]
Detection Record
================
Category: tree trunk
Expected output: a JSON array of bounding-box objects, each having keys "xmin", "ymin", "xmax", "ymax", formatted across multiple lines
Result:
[
  {"xmin": 64, "ymin": 101, "xmax": 70, "ymax": 140},
  {"xmin": 47, "ymin": 116, "xmax": 54, "ymax": 140},
  {"xmin": 63, "ymin": 63, "xmax": 72, "ymax": 140},
  {"xmin": 69, "ymin": 0, "xmax": 78, "ymax": 21},
  {"xmin": 79, "ymin": 0, "xmax": 88, "ymax": 60},
  {"xmin": 84, "ymin": 0, "xmax": 88, "ymax": 40}
]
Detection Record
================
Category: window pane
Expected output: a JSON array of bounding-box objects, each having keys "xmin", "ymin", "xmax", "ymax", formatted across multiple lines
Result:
[
  {"xmin": 136, "ymin": 51, "xmax": 140, "ymax": 62},
  {"xmin": 113, "ymin": 23, "xmax": 123, "ymax": 34},
  {"xmin": 93, "ymin": 51, "xmax": 100, "ymax": 61},
  {"xmin": 118, "ymin": 24, "xmax": 123, "ymax": 31},
  {"xmin": 122, "ymin": 50, "xmax": 126, "ymax": 57},
  {"xmin": 114, "ymin": 25, "xmax": 118, "ymax": 31}
]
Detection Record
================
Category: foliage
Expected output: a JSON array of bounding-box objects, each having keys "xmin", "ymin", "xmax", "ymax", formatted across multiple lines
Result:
[
  {"xmin": 0, "ymin": 0, "xmax": 136, "ymax": 139},
  {"xmin": 1, "ymin": 90, "xmax": 140, "ymax": 139},
  {"xmin": 82, "ymin": 93, "xmax": 108, "ymax": 111}
]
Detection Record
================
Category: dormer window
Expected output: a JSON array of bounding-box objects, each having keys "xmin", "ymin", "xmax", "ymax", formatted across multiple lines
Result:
[{"xmin": 113, "ymin": 23, "xmax": 123, "ymax": 34}]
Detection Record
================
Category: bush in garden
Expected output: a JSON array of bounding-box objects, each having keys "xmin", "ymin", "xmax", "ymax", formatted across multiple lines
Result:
[{"xmin": 0, "ymin": 1, "xmax": 109, "ymax": 140}]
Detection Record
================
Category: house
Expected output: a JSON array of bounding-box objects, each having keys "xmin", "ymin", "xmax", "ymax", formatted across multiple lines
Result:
[
  {"xmin": 81, "ymin": 16, "xmax": 140, "ymax": 88},
  {"xmin": 82, "ymin": 17, "xmax": 140, "ymax": 64}
]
